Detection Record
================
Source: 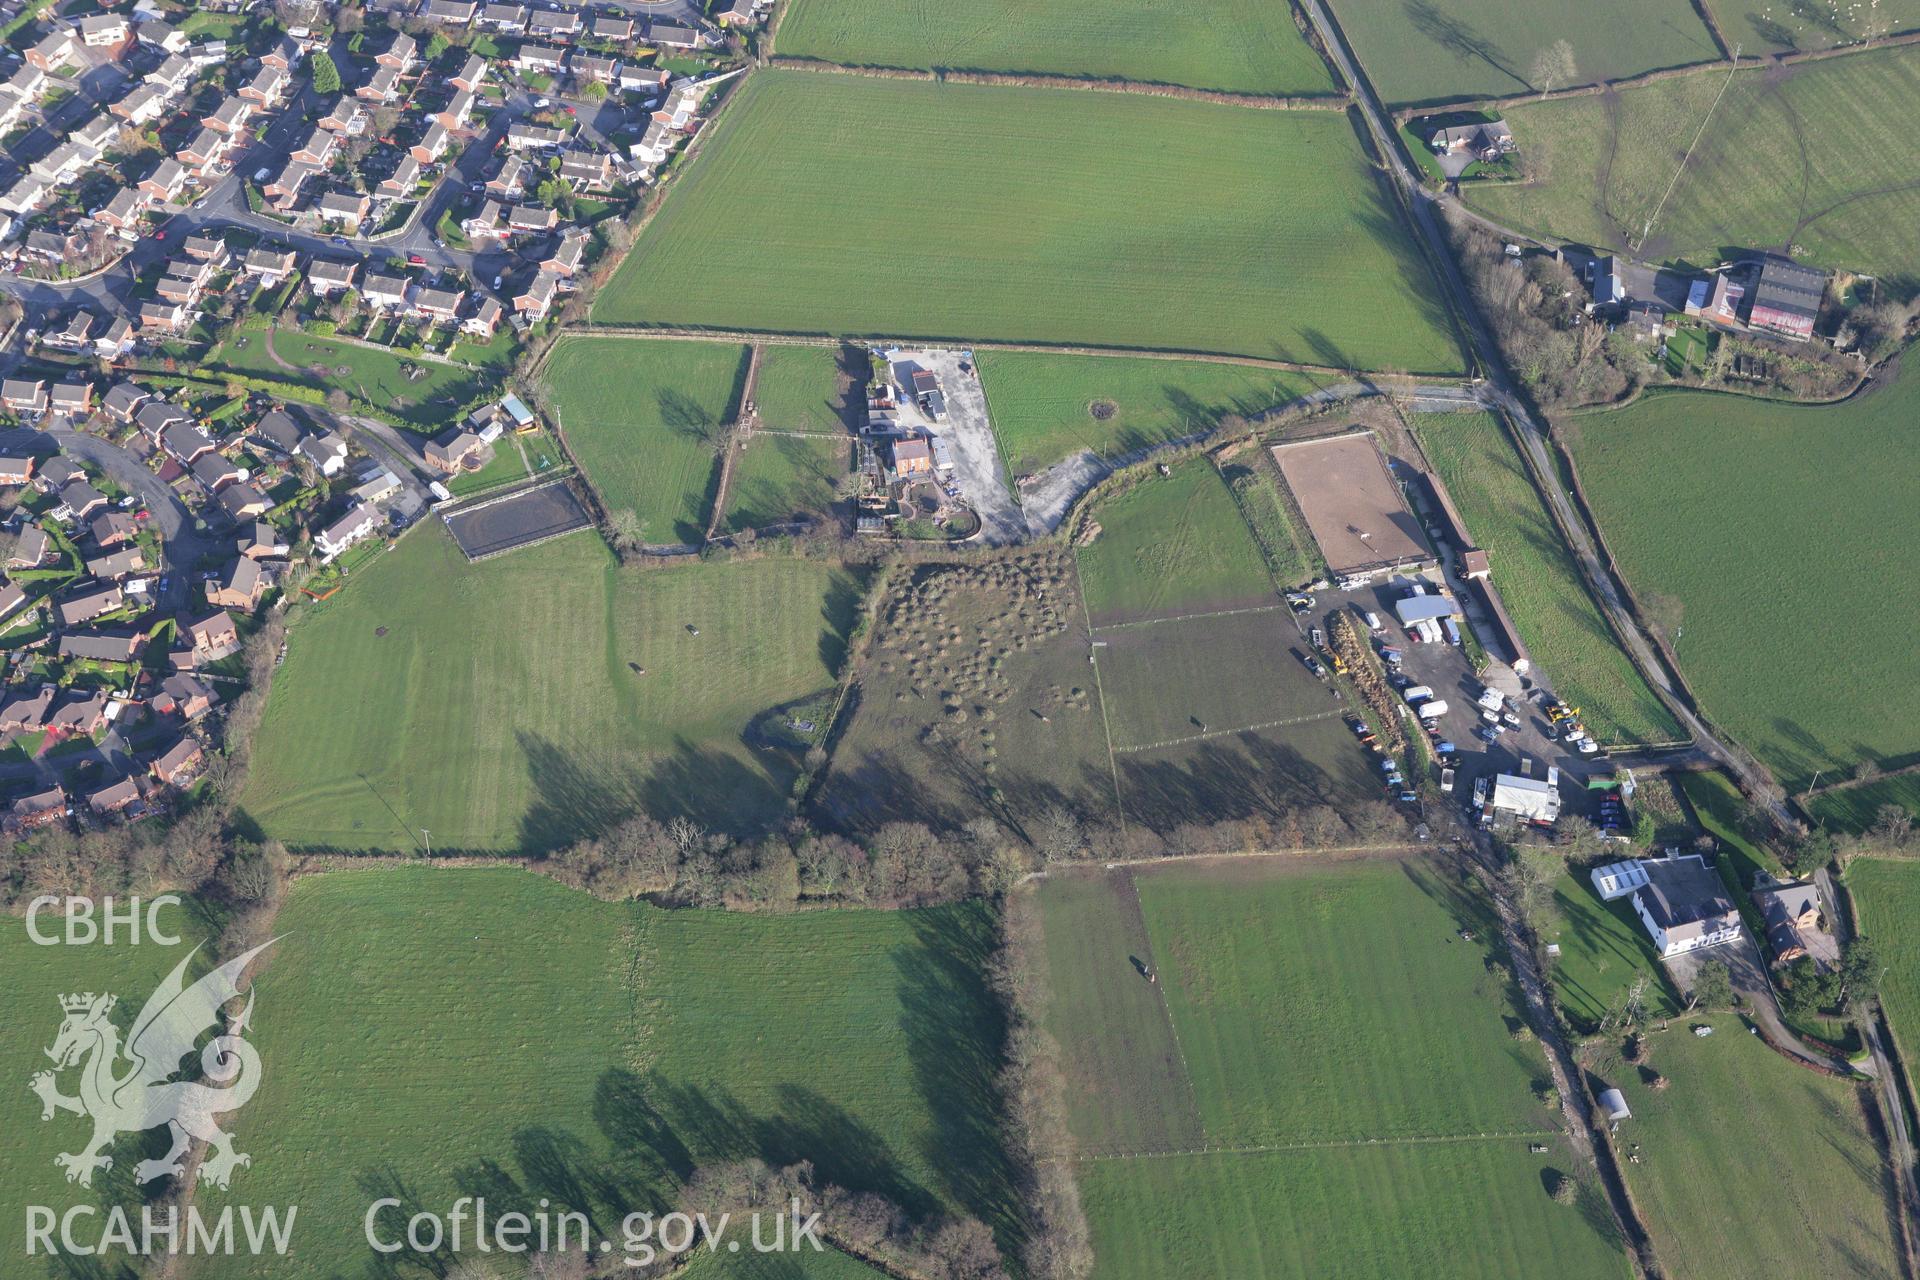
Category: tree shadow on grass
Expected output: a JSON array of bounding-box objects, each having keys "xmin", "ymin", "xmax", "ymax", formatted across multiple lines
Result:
[
  {"xmin": 516, "ymin": 732, "xmax": 793, "ymax": 852},
  {"xmin": 897, "ymin": 906, "xmax": 1027, "ymax": 1256}
]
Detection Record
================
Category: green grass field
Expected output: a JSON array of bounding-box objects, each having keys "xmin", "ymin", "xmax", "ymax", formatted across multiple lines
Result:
[
  {"xmin": 1415, "ymin": 412, "xmax": 1678, "ymax": 745},
  {"xmin": 774, "ymin": 0, "xmax": 1336, "ymax": 95},
  {"xmin": 1812, "ymin": 773, "xmax": 1920, "ymax": 832},
  {"xmin": 1569, "ymin": 361, "xmax": 1920, "ymax": 789},
  {"xmin": 0, "ymin": 904, "xmax": 217, "ymax": 1264},
  {"xmin": 1326, "ymin": 0, "xmax": 1718, "ymax": 105},
  {"xmin": 753, "ymin": 344, "xmax": 860, "ymax": 433},
  {"xmin": 240, "ymin": 530, "xmax": 858, "ymax": 852},
  {"xmin": 197, "ymin": 867, "xmax": 1008, "ymax": 1278},
  {"xmin": 1094, "ymin": 611, "xmax": 1333, "ymax": 750},
  {"xmin": 680, "ymin": 1248, "xmax": 893, "ymax": 1279},
  {"xmin": 976, "ymin": 352, "xmax": 1319, "ymax": 477},
  {"xmin": 597, "ymin": 72, "xmax": 1463, "ymax": 372},
  {"xmin": 1847, "ymin": 857, "xmax": 1920, "ymax": 1071},
  {"xmin": 1077, "ymin": 1141, "xmax": 1626, "ymax": 1280},
  {"xmin": 1039, "ymin": 858, "xmax": 1628, "ymax": 1280},
  {"xmin": 1703, "ymin": 0, "xmax": 1920, "ymax": 54},
  {"xmin": 724, "ymin": 434, "xmax": 848, "ymax": 533},
  {"xmin": 1075, "ymin": 461, "xmax": 1277, "ymax": 626},
  {"xmin": 214, "ymin": 329, "xmax": 499, "ymax": 430},
  {"xmin": 1465, "ymin": 47, "xmax": 1920, "ymax": 283},
  {"xmin": 544, "ymin": 336, "xmax": 749, "ymax": 543},
  {"xmin": 1608, "ymin": 1013, "xmax": 1899, "ymax": 1280}
]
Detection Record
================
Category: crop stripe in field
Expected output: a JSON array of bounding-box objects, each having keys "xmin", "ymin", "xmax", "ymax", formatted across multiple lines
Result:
[
  {"xmin": 1111, "ymin": 708, "xmax": 1345, "ymax": 755},
  {"xmin": 1055, "ymin": 1128, "xmax": 1562, "ymax": 1164},
  {"xmin": 1089, "ymin": 600, "xmax": 1291, "ymax": 634},
  {"xmin": 1121, "ymin": 872, "xmax": 1203, "ymax": 1133},
  {"xmin": 1070, "ymin": 550, "xmax": 1130, "ymax": 838}
]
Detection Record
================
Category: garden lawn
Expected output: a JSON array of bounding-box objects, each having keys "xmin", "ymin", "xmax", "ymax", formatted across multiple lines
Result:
[
  {"xmin": 977, "ymin": 352, "xmax": 1318, "ymax": 477},
  {"xmin": 1611, "ymin": 1013, "xmax": 1898, "ymax": 1280},
  {"xmin": 1465, "ymin": 47, "xmax": 1920, "ymax": 285},
  {"xmin": 1416, "ymin": 412, "xmax": 1678, "ymax": 746},
  {"xmin": 0, "ymin": 903, "xmax": 216, "ymax": 1264},
  {"xmin": 597, "ymin": 72, "xmax": 1462, "ymax": 373},
  {"xmin": 446, "ymin": 440, "xmax": 529, "ymax": 496},
  {"xmin": 213, "ymin": 328, "xmax": 499, "ymax": 430},
  {"xmin": 239, "ymin": 530, "xmax": 858, "ymax": 852},
  {"xmin": 1540, "ymin": 868, "xmax": 1679, "ymax": 1033},
  {"xmin": 723, "ymin": 434, "xmax": 847, "ymax": 533},
  {"xmin": 773, "ymin": 0, "xmax": 1336, "ymax": 96},
  {"xmin": 1074, "ymin": 461, "xmax": 1276, "ymax": 625},
  {"xmin": 1327, "ymin": 0, "xmax": 1718, "ymax": 106},
  {"xmin": 201, "ymin": 868, "xmax": 1010, "ymax": 1278},
  {"xmin": 544, "ymin": 336, "xmax": 749, "ymax": 543},
  {"xmin": 753, "ymin": 343, "xmax": 860, "ymax": 433},
  {"xmin": 1569, "ymin": 361, "xmax": 1920, "ymax": 789}
]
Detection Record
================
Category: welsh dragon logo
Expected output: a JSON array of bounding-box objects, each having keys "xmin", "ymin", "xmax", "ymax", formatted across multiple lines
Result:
[{"xmin": 29, "ymin": 940, "xmax": 275, "ymax": 1191}]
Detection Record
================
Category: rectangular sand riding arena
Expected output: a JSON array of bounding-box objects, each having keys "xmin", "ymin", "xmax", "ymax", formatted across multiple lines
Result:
[
  {"xmin": 1271, "ymin": 432, "xmax": 1431, "ymax": 578},
  {"xmin": 443, "ymin": 480, "xmax": 593, "ymax": 561}
]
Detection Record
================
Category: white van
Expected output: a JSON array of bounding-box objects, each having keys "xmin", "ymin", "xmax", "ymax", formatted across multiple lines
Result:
[
  {"xmin": 1362, "ymin": 610, "xmax": 1383, "ymax": 632},
  {"xmin": 1402, "ymin": 685, "xmax": 1434, "ymax": 704}
]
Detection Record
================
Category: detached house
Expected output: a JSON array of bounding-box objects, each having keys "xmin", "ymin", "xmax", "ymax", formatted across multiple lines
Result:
[
  {"xmin": 291, "ymin": 126, "xmax": 338, "ymax": 168},
  {"xmin": 207, "ymin": 556, "xmax": 264, "ymax": 610},
  {"xmin": 380, "ymin": 155, "xmax": 421, "ymax": 197},
  {"xmin": 1592, "ymin": 856, "xmax": 1743, "ymax": 959},
  {"xmin": 361, "ymin": 272, "xmax": 412, "ymax": 312},
  {"xmin": 139, "ymin": 158, "xmax": 188, "ymax": 202},
  {"xmin": 202, "ymin": 95, "xmax": 254, "ymax": 135},
  {"xmin": 110, "ymin": 83, "xmax": 168, "ymax": 126},
  {"xmin": 26, "ymin": 29, "xmax": 77, "ymax": 72},
  {"xmin": 410, "ymin": 121, "xmax": 450, "ymax": 164},
  {"xmin": 358, "ymin": 66, "xmax": 402, "ymax": 104},
  {"xmin": 216, "ymin": 481, "xmax": 271, "ymax": 521},
  {"xmin": 78, "ymin": 13, "xmax": 131, "ymax": 48},
  {"xmin": 48, "ymin": 380, "xmax": 93, "ymax": 418},
  {"xmin": 374, "ymin": 31, "xmax": 417, "ymax": 71},
  {"xmin": 450, "ymin": 54, "xmax": 488, "ymax": 93},
  {"xmin": 102, "ymin": 381, "xmax": 149, "ymax": 423},
  {"xmin": 239, "ymin": 64, "xmax": 289, "ymax": 107},
  {"xmin": 183, "ymin": 610, "xmax": 240, "ymax": 663},
  {"xmin": 243, "ymin": 246, "xmax": 300, "ymax": 287},
  {"xmin": 314, "ymin": 502, "xmax": 380, "ymax": 561},
  {"xmin": 480, "ymin": 2, "xmax": 529, "ymax": 30},
  {"xmin": 1, "ymin": 378, "xmax": 48, "ymax": 416},
  {"xmin": 296, "ymin": 432, "xmax": 349, "ymax": 476},
  {"xmin": 411, "ymin": 286, "xmax": 465, "ymax": 324},
  {"xmin": 423, "ymin": 0, "xmax": 478, "ymax": 21},
  {"xmin": 315, "ymin": 189, "xmax": 371, "ymax": 231},
  {"xmin": 151, "ymin": 737, "xmax": 205, "ymax": 786},
  {"xmin": 58, "ymin": 583, "xmax": 125, "ymax": 627},
  {"xmin": 307, "ymin": 258, "xmax": 359, "ymax": 297},
  {"xmin": 319, "ymin": 96, "xmax": 369, "ymax": 136}
]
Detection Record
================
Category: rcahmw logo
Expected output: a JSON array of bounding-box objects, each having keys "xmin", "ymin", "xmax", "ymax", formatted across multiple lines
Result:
[{"xmin": 22, "ymin": 896, "xmax": 296, "ymax": 1259}]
